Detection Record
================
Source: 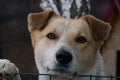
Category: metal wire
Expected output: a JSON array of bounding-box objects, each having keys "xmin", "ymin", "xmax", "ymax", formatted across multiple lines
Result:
[{"xmin": 0, "ymin": 73, "xmax": 120, "ymax": 80}]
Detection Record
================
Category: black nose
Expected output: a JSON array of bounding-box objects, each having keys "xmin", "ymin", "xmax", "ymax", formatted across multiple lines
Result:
[{"xmin": 56, "ymin": 49, "xmax": 73, "ymax": 64}]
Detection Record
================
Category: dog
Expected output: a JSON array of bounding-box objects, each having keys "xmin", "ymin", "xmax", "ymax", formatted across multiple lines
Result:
[{"xmin": 0, "ymin": 10, "xmax": 111, "ymax": 80}]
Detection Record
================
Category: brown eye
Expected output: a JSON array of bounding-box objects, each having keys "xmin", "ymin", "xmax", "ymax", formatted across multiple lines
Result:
[
  {"xmin": 47, "ymin": 33, "xmax": 56, "ymax": 39},
  {"xmin": 76, "ymin": 37, "xmax": 87, "ymax": 43}
]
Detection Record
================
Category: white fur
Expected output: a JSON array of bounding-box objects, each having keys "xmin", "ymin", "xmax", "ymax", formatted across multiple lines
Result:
[{"xmin": 0, "ymin": 59, "xmax": 21, "ymax": 80}]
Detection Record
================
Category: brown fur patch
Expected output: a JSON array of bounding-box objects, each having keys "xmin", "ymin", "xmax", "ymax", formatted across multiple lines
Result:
[
  {"xmin": 28, "ymin": 10, "xmax": 57, "ymax": 32},
  {"xmin": 82, "ymin": 15, "xmax": 111, "ymax": 41}
]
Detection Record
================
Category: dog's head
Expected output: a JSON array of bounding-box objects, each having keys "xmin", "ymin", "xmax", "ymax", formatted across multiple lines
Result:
[{"xmin": 28, "ymin": 10, "xmax": 111, "ymax": 77}]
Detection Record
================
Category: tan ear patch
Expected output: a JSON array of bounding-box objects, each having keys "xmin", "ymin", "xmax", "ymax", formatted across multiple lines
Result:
[
  {"xmin": 82, "ymin": 15, "xmax": 111, "ymax": 41},
  {"xmin": 27, "ymin": 10, "xmax": 57, "ymax": 32}
]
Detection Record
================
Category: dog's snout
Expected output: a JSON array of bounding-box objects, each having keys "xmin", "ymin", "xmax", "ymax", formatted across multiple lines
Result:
[{"xmin": 56, "ymin": 49, "xmax": 72, "ymax": 64}]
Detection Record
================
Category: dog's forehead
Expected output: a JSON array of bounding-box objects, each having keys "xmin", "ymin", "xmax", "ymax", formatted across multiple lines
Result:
[
  {"xmin": 49, "ymin": 17, "xmax": 91, "ymax": 36},
  {"xmin": 49, "ymin": 18, "xmax": 69, "ymax": 32},
  {"xmin": 68, "ymin": 19, "xmax": 90, "ymax": 34}
]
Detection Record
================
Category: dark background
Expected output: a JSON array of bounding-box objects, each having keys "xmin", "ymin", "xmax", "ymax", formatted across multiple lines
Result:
[{"xmin": 0, "ymin": 0, "xmax": 41, "ymax": 73}]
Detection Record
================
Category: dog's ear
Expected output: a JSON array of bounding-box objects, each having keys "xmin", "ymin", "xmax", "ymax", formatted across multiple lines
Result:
[
  {"xmin": 82, "ymin": 15, "xmax": 111, "ymax": 41},
  {"xmin": 27, "ymin": 10, "xmax": 57, "ymax": 32}
]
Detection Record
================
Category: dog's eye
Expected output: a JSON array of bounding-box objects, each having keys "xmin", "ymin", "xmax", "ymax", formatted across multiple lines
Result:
[
  {"xmin": 47, "ymin": 33, "xmax": 56, "ymax": 39},
  {"xmin": 75, "ymin": 37, "xmax": 87, "ymax": 43}
]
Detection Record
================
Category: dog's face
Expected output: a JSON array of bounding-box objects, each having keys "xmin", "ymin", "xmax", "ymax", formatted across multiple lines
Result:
[{"xmin": 28, "ymin": 11, "xmax": 111, "ymax": 77}]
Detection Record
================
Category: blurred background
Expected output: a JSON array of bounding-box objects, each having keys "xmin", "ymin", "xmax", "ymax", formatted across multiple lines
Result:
[{"xmin": 0, "ymin": 0, "xmax": 120, "ymax": 79}]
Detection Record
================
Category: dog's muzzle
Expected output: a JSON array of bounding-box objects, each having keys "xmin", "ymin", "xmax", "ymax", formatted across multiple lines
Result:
[
  {"xmin": 50, "ymin": 49, "xmax": 74, "ymax": 74},
  {"xmin": 47, "ymin": 49, "xmax": 77, "ymax": 76},
  {"xmin": 54, "ymin": 49, "xmax": 73, "ymax": 74},
  {"xmin": 56, "ymin": 49, "xmax": 73, "ymax": 65}
]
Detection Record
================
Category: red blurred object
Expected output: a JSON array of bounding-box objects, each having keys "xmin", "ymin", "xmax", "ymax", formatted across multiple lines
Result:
[{"xmin": 104, "ymin": 0, "xmax": 120, "ymax": 22}]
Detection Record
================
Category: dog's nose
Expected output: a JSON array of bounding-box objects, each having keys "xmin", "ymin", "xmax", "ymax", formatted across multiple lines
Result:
[{"xmin": 56, "ymin": 49, "xmax": 72, "ymax": 64}]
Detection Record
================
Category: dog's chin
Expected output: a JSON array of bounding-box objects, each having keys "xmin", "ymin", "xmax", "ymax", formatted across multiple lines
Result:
[{"xmin": 47, "ymin": 67, "xmax": 77, "ymax": 77}]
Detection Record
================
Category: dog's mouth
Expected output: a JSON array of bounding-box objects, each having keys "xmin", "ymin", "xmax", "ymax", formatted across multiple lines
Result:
[
  {"xmin": 47, "ymin": 67, "xmax": 77, "ymax": 77},
  {"xmin": 47, "ymin": 67, "xmax": 68, "ymax": 74}
]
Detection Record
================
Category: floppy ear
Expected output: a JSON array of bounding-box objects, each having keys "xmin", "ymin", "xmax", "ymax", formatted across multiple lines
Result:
[
  {"xmin": 27, "ymin": 10, "xmax": 57, "ymax": 32},
  {"xmin": 82, "ymin": 15, "xmax": 111, "ymax": 41}
]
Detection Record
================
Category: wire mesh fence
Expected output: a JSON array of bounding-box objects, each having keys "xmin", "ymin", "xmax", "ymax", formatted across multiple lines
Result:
[{"xmin": 0, "ymin": 73, "xmax": 120, "ymax": 80}]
